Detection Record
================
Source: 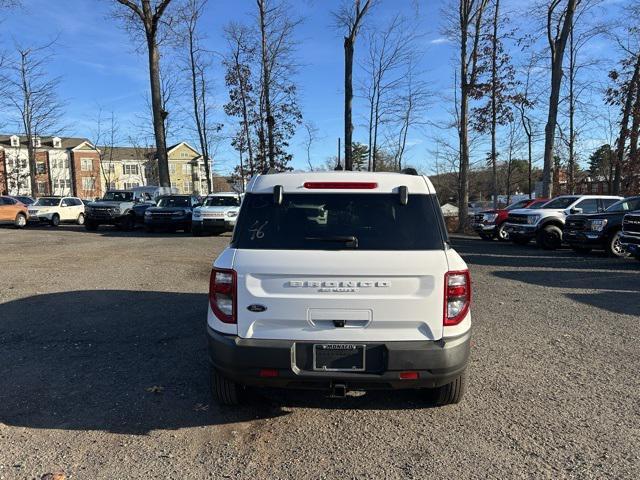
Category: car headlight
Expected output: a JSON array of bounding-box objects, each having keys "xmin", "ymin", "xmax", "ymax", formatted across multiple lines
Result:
[
  {"xmin": 113, "ymin": 208, "xmax": 121, "ymax": 214},
  {"xmin": 145, "ymin": 210, "xmax": 152, "ymax": 216},
  {"xmin": 527, "ymin": 215, "xmax": 541, "ymax": 225},
  {"xmin": 483, "ymin": 213, "xmax": 498, "ymax": 223},
  {"xmin": 590, "ymin": 219, "xmax": 608, "ymax": 232},
  {"xmin": 227, "ymin": 211, "xmax": 238, "ymax": 218}
]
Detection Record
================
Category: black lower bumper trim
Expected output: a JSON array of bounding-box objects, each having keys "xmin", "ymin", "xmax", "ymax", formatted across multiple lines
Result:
[{"xmin": 207, "ymin": 327, "xmax": 470, "ymax": 390}]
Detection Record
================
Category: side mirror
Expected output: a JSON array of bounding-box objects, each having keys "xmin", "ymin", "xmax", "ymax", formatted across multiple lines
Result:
[{"xmin": 570, "ymin": 207, "xmax": 583, "ymax": 215}]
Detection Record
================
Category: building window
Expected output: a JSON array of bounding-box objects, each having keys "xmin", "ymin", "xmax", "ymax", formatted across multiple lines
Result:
[
  {"xmin": 108, "ymin": 182, "xmax": 117, "ymax": 189},
  {"xmin": 82, "ymin": 177, "xmax": 95, "ymax": 191},
  {"xmin": 81, "ymin": 158, "xmax": 93, "ymax": 171},
  {"xmin": 169, "ymin": 163, "xmax": 176, "ymax": 174},
  {"xmin": 36, "ymin": 181, "xmax": 47, "ymax": 193},
  {"xmin": 10, "ymin": 135, "xmax": 19, "ymax": 147},
  {"xmin": 180, "ymin": 152, "xmax": 189, "ymax": 158},
  {"xmin": 183, "ymin": 180, "xmax": 193, "ymax": 192},
  {"xmin": 182, "ymin": 164, "xmax": 192, "ymax": 174},
  {"xmin": 37, "ymin": 162, "xmax": 46, "ymax": 174},
  {"xmin": 123, "ymin": 164, "xmax": 139, "ymax": 175},
  {"xmin": 55, "ymin": 158, "xmax": 69, "ymax": 169},
  {"xmin": 32, "ymin": 136, "xmax": 41, "ymax": 148},
  {"xmin": 53, "ymin": 137, "xmax": 62, "ymax": 148},
  {"xmin": 53, "ymin": 179, "xmax": 71, "ymax": 190},
  {"xmin": 124, "ymin": 182, "xmax": 140, "ymax": 189}
]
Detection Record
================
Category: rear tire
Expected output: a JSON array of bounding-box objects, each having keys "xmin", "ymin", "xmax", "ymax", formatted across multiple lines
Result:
[
  {"xmin": 14, "ymin": 212, "xmax": 27, "ymax": 229},
  {"xmin": 606, "ymin": 230, "xmax": 628, "ymax": 258},
  {"xmin": 210, "ymin": 366, "xmax": 241, "ymax": 406},
  {"xmin": 536, "ymin": 225, "xmax": 562, "ymax": 250},
  {"xmin": 571, "ymin": 245, "xmax": 592, "ymax": 255},
  {"xmin": 428, "ymin": 371, "xmax": 467, "ymax": 406},
  {"xmin": 50, "ymin": 213, "xmax": 60, "ymax": 227}
]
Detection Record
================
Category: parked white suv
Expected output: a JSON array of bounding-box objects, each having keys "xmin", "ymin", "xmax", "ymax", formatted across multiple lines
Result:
[
  {"xmin": 28, "ymin": 196, "xmax": 86, "ymax": 226},
  {"xmin": 192, "ymin": 192, "xmax": 242, "ymax": 236},
  {"xmin": 206, "ymin": 171, "xmax": 471, "ymax": 406}
]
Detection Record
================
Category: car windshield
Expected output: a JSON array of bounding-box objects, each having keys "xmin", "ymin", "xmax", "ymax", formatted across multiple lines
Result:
[
  {"xmin": 506, "ymin": 200, "xmax": 530, "ymax": 211},
  {"xmin": 204, "ymin": 196, "xmax": 240, "ymax": 207},
  {"xmin": 233, "ymin": 193, "xmax": 444, "ymax": 250},
  {"xmin": 157, "ymin": 196, "xmax": 190, "ymax": 208},
  {"xmin": 539, "ymin": 197, "xmax": 579, "ymax": 209},
  {"xmin": 34, "ymin": 198, "xmax": 60, "ymax": 206},
  {"xmin": 527, "ymin": 200, "xmax": 549, "ymax": 209},
  {"xmin": 606, "ymin": 197, "xmax": 640, "ymax": 212},
  {"xmin": 102, "ymin": 191, "xmax": 133, "ymax": 202}
]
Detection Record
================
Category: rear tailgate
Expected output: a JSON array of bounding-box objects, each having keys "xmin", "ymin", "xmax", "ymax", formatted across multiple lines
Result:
[{"xmin": 233, "ymin": 249, "xmax": 448, "ymax": 342}]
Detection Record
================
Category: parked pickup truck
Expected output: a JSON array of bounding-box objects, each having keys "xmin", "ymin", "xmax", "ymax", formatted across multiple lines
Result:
[
  {"xmin": 620, "ymin": 211, "xmax": 640, "ymax": 260},
  {"xmin": 504, "ymin": 195, "xmax": 623, "ymax": 249},
  {"xmin": 564, "ymin": 196, "xmax": 640, "ymax": 257},
  {"xmin": 85, "ymin": 190, "xmax": 142, "ymax": 231},
  {"xmin": 207, "ymin": 171, "xmax": 471, "ymax": 407},
  {"xmin": 472, "ymin": 198, "xmax": 549, "ymax": 241}
]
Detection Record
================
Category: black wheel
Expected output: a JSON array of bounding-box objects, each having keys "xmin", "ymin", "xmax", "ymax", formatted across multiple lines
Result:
[
  {"xmin": 536, "ymin": 225, "xmax": 562, "ymax": 250},
  {"xmin": 14, "ymin": 212, "xmax": 27, "ymax": 229},
  {"xmin": 427, "ymin": 371, "xmax": 467, "ymax": 406},
  {"xmin": 77, "ymin": 213, "xmax": 85, "ymax": 225},
  {"xmin": 85, "ymin": 220, "xmax": 98, "ymax": 231},
  {"xmin": 210, "ymin": 366, "xmax": 241, "ymax": 406},
  {"xmin": 50, "ymin": 213, "xmax": 60, "ymax": 227},
  {"xmin": 479, "ymin": 232, "xmax": 492, "ymax": 241},
  {"xmin": 606, "ymin": 230, "xmax": 629, "ymax": 258},
  {"xmin": 496, "ymin": 223, "xmax": 509, "ymax": 242},
  {"xmin": 512, "ymin": 237, "xmax": 530, "ymax": 246}
]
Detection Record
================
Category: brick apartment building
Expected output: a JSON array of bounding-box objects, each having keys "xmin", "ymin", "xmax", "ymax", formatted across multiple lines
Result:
[{"xmin": 0, "ymin": 135, "xmax": 102, "ymax": 199}]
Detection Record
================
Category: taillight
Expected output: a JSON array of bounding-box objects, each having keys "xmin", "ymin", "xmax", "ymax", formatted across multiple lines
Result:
[
  {"xmin": 209, "ymin": 268, "xmax": 237, "ymax": 324},
  {"xmin": 303, "ymin": 182, "xmax": 378, "ymax": 189},
  {"xmin": 444, "ymin": 270, "xmax": 471, "ymax": 326}
]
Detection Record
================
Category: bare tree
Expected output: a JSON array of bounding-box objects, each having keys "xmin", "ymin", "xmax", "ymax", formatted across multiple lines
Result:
[
  {"xmin": 177, "ymin": 0, "xmax": 214, "ymax": 194},
  {"xmin": 302, "ymin": 121, "xmax": 319, "ymax": 171},
  {"xmin": 91, "ymin": 108, "xmax": 121, "ymax": 190},
  {"xmin": 112, "ymin": 0, "xmax": 175, "ymax": 188},
  {"xmin": 5, "ymin": 41, "xmax": 64, "ymax": 196},
  {"xmin": 540, "ymin": 0, "xmax": 580, "ymax": 197},
  {"xmin": 449, "ymin": 0, "xmax": 490, "ymax": 231},
  {"xmin": 334, "ymin": 0, "xmax": 373, "ymax": 170},
  {"xmin": 514, "ymin": 54, "xmax": 536, "ymax": 198}
]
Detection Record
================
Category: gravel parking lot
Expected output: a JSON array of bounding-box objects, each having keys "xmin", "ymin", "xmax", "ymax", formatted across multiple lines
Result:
[{"xmin": 1, "ymin": 225, "xmax": 638, "ymax": 479}]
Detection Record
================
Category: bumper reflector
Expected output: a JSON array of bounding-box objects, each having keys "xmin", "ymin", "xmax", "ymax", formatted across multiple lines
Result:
[
  {"xmin": 399, "ymin": 371, "xmax": 419, "ymax": 380},
  {"xmin": 259, "ymin": 368, "xmax": 279, "ymax": 378}
]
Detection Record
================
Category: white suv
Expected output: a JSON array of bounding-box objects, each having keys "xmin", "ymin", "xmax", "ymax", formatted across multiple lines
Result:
[
  {"xmin": 192, "ymin": 192, "xmax": 242, "ymax": 236},
  {"xmin": 28, "ymin": 196, "xmax": 86, "ymax": 226},
  {"xmin": 206, "ymin": 171, "xmax": 471, "ymax": 406}
]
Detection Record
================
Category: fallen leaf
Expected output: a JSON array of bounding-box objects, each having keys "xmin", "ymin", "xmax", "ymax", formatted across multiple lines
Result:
[
  {"xmin": 41, "ymin": 472, "xmax": 65, "ymax": 480},
  {"xmin": 145, "ymin": 385, "xmax": 164, "ymax": 394}
]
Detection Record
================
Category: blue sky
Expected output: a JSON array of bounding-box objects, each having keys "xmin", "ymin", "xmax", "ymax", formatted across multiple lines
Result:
[{"xmin": 0, "ymin": 0, "xmax": 627, "ymax": 175}]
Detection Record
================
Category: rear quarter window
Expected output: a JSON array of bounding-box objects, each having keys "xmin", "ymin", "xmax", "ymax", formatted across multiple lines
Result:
[{"xmin": 232, "ymin": 193, "xmax": 445, "ymax": 250}]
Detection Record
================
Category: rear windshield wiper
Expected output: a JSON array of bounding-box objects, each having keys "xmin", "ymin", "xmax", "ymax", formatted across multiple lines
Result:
[{"xmin": 304, "ymin": 235, "xmax": 359, "ymax": 248}]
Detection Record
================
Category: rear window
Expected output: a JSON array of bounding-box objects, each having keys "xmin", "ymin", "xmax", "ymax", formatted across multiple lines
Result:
[{"xmin": 232, "ymin": 193, "xmax": 445, "ymax": 250}]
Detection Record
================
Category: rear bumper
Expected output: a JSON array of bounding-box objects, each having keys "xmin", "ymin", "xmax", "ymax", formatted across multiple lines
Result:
[{"xmin": 207, "ymin": 327, "xmax": 470, "ymax": 390}]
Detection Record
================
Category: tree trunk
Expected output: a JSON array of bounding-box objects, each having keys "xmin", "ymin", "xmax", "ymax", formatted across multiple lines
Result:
[
  {"xmin": 147, "ymin": 39, "xmax": 170, "ymax": 187},
  {"xmin": 625, "ymin": 81, "xmax": 640, "ymax": 193},
  {"xmin": 490, "ymin": 0, "xmax": 499, "ymax": 208},
  {"xmin": 344, "ymin": 36, "xmax": 355, "ymax": 170},
  {"xmin": 613, "ymin": 56, "xmax": 640, "ymax": 194},
  {"xmin": 568, "ymin": 26, "xmax": 575, "ymax": 194},
  {"xmin": 258, "ymin": 0, "xmax": 275, "ymax": 169},
  {"xmin": 542, "ymin": 0, "xmax": 577, "ymax": 198},
  {"xmin": 188, "ymin": 32, "xmax": 211, "ymax": 194}
]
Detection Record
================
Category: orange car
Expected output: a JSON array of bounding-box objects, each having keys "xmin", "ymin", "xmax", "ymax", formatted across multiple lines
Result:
[{"xmin": 0, "ymin": 195, "xmax": 28, "ymax": 228}]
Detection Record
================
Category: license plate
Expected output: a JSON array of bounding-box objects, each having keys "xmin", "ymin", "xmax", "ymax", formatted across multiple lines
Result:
[{"xmin": 313, "ymin": 344, "xmax": 365, "ymax": 371}]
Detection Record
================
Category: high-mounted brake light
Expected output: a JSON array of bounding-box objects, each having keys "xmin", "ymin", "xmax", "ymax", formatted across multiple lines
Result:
[
  {"xmin": 209, "ymin": 268, "xmax": 237, "ymax": 324},
  {"xmin": 444, "ymin": 270, "xmax": 471, "ymax": 326},
  {"xmin": 303, "ymin": 182, "xmax": 378, "ymax": 190}
]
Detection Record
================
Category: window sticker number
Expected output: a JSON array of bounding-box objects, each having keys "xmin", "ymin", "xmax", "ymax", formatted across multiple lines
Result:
[{"xmin": 249, "ymin": 220, "xmax": 268, "ymax": 240}]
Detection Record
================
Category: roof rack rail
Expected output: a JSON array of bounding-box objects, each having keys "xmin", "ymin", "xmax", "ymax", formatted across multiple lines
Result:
[{"xmin": 401, "ymin": 167, "xmax": 419, "ymax": 176}]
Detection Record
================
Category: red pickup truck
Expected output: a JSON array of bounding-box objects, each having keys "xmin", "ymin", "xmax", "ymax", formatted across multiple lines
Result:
[{"xmin": 472, "ymin": 198, "xmax": 550, "ymax": 241}]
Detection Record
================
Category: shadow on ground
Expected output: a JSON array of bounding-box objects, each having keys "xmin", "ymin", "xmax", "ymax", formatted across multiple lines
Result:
[
  {"xmin": 0, "ymin": 290, "xmax": 440, "ymax": 435},
  {"xmin": 1, "ymin": 223, "xmax": 232, "ymax": 239}
]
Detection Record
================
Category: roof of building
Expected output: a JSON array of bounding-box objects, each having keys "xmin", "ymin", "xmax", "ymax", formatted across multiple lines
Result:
[
  {"xmin": 0, "ymin": 135, "xmax": 90, "ymax": 150},
  {"xmin": 99, "ymin": 146, "xmax": 156, "ymax": 162}
]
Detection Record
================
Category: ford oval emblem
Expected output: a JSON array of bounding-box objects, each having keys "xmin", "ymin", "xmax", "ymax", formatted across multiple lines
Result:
[{"xmin": 247, "ymin": 304, "xmax": 267, "ymax": 313}]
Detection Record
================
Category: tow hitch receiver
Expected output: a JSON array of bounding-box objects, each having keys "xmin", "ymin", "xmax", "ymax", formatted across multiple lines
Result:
[{"xmin": 331, "ymin": 383, "xmax": 347, "ymax": 398}]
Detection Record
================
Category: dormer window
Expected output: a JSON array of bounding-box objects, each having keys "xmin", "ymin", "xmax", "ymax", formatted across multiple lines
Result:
[
  {"xmin": 53, "ymin": 137, "xmax": 62, "ymax": 149},
  {"xmin": 32, "ymin": 136, "xmax": 41, "ymax": 148},
  {"xmin": 10, "ymin": 135, "xmax": 19, "ymax": 147}
]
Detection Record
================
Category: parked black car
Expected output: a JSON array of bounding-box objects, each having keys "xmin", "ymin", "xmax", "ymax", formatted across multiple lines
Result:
[
  {"xmin": 144, "ymin": 195, "xmax": 200, "ymax": 232},
  {"xmin": 563, "ymin": 196, "xmax": 640, "ymax": 257},
  {"xmin": 620, "ymin": 212, "xmax": 640, "ymax": 260}
]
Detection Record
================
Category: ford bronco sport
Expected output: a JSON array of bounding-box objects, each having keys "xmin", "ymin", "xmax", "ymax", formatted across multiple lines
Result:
[{"xmin": 206, "ymin": 171, "xmax": 471, "ymax": 406}]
